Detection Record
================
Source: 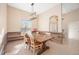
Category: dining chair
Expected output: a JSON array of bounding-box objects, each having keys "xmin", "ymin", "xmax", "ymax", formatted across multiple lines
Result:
[{"xmin": 24, "ymin": 33, "xmax": 43, "ymax": 54}]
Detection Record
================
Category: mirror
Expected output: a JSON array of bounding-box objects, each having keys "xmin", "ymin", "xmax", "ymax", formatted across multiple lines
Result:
[{"xmin": 49, "ymin": 16, "xmax": 58, "ymax": 32}]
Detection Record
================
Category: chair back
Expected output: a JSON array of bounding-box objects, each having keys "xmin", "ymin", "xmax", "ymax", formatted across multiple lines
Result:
[{"xmin": 25, "ymin": 33, "xmax": 31, "ymax": 45}]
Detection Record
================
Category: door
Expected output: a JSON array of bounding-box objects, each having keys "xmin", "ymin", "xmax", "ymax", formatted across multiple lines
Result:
[{"xmin": 69, "ymin": 21, "xmax": 79, "ymax": 40}]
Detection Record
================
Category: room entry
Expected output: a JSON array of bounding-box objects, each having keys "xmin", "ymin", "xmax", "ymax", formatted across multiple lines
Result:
[{"xmin": 69, "ymin": 21, "xmax": 79, "ymax": 40}]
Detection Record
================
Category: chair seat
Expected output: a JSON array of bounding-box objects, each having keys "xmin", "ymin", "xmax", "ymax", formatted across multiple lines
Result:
[{"xmin": 34, "ymin": 41, "xmax": 42, "ymax": 45}]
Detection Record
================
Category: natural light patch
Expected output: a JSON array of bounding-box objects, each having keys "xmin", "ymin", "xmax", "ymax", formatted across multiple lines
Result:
[
  {"xmin": 11, "ymin": 43, "xmax": 24, "ymax": 54},
  {"xmin": 0, "ymin": 28, "xmax": 5, "ymax": 44}
]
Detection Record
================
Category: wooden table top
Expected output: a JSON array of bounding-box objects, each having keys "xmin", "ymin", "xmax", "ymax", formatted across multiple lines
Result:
[{"xmin": 36, "ymin": 34, "xmax": 52, "ymax": 42}]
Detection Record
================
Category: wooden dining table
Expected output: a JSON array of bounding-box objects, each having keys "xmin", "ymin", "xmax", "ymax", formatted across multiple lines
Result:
[
  {"xmin": 31, "ymin": 31, "xmax": 64, "ymax": 54},
  {"xmin": 33, "ymin": 32, "xmax": 52, "ymax": 55}
]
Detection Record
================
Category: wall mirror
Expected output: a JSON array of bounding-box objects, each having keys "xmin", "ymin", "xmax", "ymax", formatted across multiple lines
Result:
[{"xmin": 49, "ymin": 16, "xmax": 58, "ymax": 32}]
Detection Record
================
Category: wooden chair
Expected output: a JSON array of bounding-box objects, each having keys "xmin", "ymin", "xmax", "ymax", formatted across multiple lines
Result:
[
  {"xmin": 24, "ymin": 33, "xmax": 31, "ymax": 49},
  {"xmin": 30, "ymin": 39, "xmax": 43, "ymax": 54},
  {"xmin": 24, "ymin": 33, "xmax": 43, "ymax": 54}
]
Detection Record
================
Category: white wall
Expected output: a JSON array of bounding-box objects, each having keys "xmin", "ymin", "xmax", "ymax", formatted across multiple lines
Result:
[
  {"xmin": 7, "ymin": 4, "xmax": 62, "ymax": 32},
  {"xmin": 7, "ymin": 6, "xmax": 30, "ymax": 32},
  {"xmin": 38, "ymin": 4, "xmax": 62, "ymax": 32},
  {"xmin": 0, "ymin": 4, "xmax": 7, "ymax": 54},
  {"xmin": 63, "ymin": 8, "xmax": 79, "ymax": 39}
]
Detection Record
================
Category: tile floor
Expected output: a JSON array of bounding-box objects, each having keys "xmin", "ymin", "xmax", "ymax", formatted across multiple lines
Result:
[{"xmin": 5, "ymin": 39, "xmax": 79, "ymax": 55}]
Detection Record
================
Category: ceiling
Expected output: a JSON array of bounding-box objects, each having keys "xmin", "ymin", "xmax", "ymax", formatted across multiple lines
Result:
[
  {"xmin": 8, "ymin": 3, "xmax": 59, "ymax": 14},
  {"xmin": 8, "ymin": 3, "xmax": 79, "ymax": 14}
]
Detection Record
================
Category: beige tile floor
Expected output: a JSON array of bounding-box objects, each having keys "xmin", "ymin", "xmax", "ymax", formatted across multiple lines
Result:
[{"xmin": 5, "ymin": 39, "xmax": 79, "ymax": 55}]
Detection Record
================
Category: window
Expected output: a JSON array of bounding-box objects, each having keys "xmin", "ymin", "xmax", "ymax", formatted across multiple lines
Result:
[{"xmin": 21, "ymin": 19, "xmax": 32, "ymax": 32}]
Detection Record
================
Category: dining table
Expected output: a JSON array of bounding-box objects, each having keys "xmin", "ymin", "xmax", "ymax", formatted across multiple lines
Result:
[{"xmin": 33, "ymin": 32, "xmax": 52, "ymax": 55}]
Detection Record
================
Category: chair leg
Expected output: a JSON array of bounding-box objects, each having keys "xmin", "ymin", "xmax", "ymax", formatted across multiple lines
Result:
[
  {"xmin": 28, "ymin": 46, "xmax": 30, "ymax": 50},
  {"xmin": 26, "ymin": 45, "xmax": 29, "ymax": 50},
  {"xmin": 33, "ymin": 49, "xmax": 35, "ymax": 55}
]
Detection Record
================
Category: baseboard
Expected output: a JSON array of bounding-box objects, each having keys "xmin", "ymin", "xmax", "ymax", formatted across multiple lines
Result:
[
  {"xmin": 7, "ymin": 38, "xmax": 23, "ymax": 42},
  {"xmin": 7, "ymin": 32, "xmax": 24, "ymax": 42}
]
